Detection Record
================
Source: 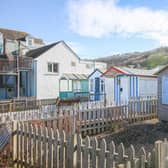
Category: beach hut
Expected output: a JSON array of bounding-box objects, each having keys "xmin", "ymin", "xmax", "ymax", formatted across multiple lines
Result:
[
  {"xmin": 88, "ymin": 69, "xmax": 114, "ymax": 103},
  {"xmin": 155, "ymin": 65, "xmax": 168, "ymax": 122},
  {"xmin": 102, "ymin": 66, "xmax": 158, "ymax": 104}
]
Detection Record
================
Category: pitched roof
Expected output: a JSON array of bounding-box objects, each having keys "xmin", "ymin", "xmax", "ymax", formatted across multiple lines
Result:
[
  {"xmin": 121, "ymin": 67, "xmax": 157, "ymax": 76},
  {"xmin": 88, "ymin": 68, "xmax": 103, "ymax": 78},
  {"xmin": 154, "ymin": 64, "xmax": 168, "ymax": 74},
  {"xmin": 102, "ymin": 66, "xmax": 157, "ymax": 77},
  {"xmin": 26, "ymin": 41, "xmax": 61, "ymax": 58},
  {"xmin": 26, "ymin": 41, "xmax": 81, "ymax": 60},
  {"xmin": 0, "ymin": 28, "xmax": 44, "ymax": 44}
]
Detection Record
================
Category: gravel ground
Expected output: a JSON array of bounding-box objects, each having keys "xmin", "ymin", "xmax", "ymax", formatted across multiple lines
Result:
[{"xmin": 98, "ymin": 119, "xmax": 168, "ymax": 155}]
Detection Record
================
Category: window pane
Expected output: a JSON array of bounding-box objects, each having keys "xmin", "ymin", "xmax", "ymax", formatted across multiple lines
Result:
[
  {"xmin": 53, "ymin": 63, "xmax": 59, "ymax": 73},
  {"xmin": 48, "ymin": 63, "xmax": 52, "ymax": 72}
]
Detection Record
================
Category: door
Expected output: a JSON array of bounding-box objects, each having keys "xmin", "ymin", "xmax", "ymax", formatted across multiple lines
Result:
[{"xmin": 95, "ymin": 78, "xmax": 100, "ymax": 101}]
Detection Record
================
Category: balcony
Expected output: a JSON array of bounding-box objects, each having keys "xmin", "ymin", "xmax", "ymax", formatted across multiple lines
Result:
[
  {"xmin": 0, "ymin": 56, "xmax": 32, "ymax": 74},
  {"xmin": 19, "ymin": 56, "xmax": 32, "ymax": 71}
]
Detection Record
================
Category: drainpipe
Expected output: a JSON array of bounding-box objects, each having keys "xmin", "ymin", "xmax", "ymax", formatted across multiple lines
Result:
[
  {"xmin": 17, "ymin": 40, "xmax": 20, "ymax": 99},
  {"xmin": 3, "ymin": 38, "xmax": 6, "ymax": 55}
]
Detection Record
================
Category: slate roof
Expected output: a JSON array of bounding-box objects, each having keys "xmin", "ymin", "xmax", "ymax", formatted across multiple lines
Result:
[
  {"xmin": 0, "ymin": 28, "xmax": 44, "ymax": 44},
  {"xmin": 26, "ymin": 41, "xmax": 61, "ymax": 58}
]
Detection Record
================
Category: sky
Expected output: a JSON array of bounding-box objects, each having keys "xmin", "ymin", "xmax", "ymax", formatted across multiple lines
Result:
[{"xmin": 1, "ymin": 0, "xmax": 168, "ymax": 58}]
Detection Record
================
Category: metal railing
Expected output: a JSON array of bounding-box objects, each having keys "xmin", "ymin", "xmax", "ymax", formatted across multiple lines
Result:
[{"xmin": 0, "ymin": 57, "xmax": 32, "ymax": 74}]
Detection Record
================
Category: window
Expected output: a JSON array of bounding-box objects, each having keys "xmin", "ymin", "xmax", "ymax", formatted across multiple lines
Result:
[
  {"xmin": 47, "ymin": 62, "xmax": 59, "ymax": 73},
  {"xmin": 90, "ymin": 79, "xmax": 94, "ymax": 92},
  {"xmin": 53, "ymin": 63, "xmax": 59, "ymax": 73},
  {"xmin": 162, "ymin": 76, "xmax": 168, "ymax": 104},
  {"xmin": 100, "ymin": 80, "xmax": 105, "ymax": 92},
  {"xmin": 71, "ymin": 61, "xmax": 76, "ymax": 67},
  {"xmin": 86, "ymin": 64, "xmax": 93, "ymax": 69},
  {"xmin": 28, "ymin": 38, "xmax": 33, "ymax": 46},
  {"xmin": 48, "ymin": 63, "xmax": 52, "ymax": 72},
  {"xmin": 73, "ymin": 81, "xmax": 81, "ymax": 92}
]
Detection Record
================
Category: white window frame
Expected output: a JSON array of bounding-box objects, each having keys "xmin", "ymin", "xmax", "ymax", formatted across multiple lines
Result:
[
  {"xmin": 47, "ymin": 62, "xmax": 59, "ymax": 73},
  {"xmin": 47, "ymin": 63, "xmax": 53, "ymax": 72}
]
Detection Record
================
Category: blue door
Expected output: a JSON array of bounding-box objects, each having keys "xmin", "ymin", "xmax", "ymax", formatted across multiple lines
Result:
[{"xmin": 95, "ymin": 78, "xmax": 100, "ymax": 101}]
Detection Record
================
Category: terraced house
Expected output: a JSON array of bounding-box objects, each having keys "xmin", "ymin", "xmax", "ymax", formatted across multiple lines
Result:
[{"xmin": 0, "ymin": 28, "xmax": 44, "ymax": 99}]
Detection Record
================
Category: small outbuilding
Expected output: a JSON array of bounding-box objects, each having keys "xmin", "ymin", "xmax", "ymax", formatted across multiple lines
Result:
[
  {"xmin": 155, "ymin": 65, "xmax": 168, "ymax": 122},
  {"xmin": 88, "ymin": 69, "xmax": 114, "ymax": 103},
  {"xmin": 102, "ymin": 66, "xmax": 158, "ymax": 104},
  {"xmin": 88, "ymin": 69, "xmax": 105, "ymax": 101}
]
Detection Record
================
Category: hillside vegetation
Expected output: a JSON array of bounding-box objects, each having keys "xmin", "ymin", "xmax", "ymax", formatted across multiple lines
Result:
[{"xmin": 96, "ymin": 47, "xmax": 168, "ymax": 69}]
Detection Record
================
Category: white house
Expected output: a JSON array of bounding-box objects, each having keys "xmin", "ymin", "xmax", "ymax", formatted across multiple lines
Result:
[
  {"xmin": 88, "ymin": 69, "xmax": 114, "ymax": 103},
  {"xmin": 102, "ymin": 66, "xmax": 158, "ymax": 104},
  {"xmin": 26, "ymin": 41, "xmax": 107, "ymax": 99}
]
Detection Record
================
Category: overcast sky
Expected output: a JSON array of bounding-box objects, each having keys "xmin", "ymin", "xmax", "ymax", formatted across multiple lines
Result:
[{"xmin": 1, "ymin": 0, "xmax": 168, "ymax": 58}]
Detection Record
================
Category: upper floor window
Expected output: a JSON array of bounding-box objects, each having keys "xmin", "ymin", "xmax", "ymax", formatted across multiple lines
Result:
[
  {"xmin": 53, "ymin": 63, "xmax": 59, "ymax": 73},
  {"xmin": 27, "ymin": 37, "xmax": 34, "ymax": 46},
  {"xmin": 47, "ymin": 62, "xmax": 59, "ymax": 73},
  {"xmin": 28, "ymin": 39, "xmax": 33, "ymax": 46},
  {"xmin": 71, "ymin": 61, "xmax": 76, "ymax": 67},
  {"xmin": 86, "ymin": 64, "xmax": 93, "ymax": 69},
  {"xmin": 48, "ymin": 63, "xmax": 52, "ymax": 72}
]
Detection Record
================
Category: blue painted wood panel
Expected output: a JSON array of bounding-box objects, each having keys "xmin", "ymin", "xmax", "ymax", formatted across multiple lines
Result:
[{"xmin": 162, "ymin": 76, "xmax": 168, "ymax": 104}]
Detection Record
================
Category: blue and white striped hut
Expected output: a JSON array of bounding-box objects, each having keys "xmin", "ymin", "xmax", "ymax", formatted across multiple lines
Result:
[{"xmin": 102, "ymin": 66, "xmax": 158, "ymax": 104}]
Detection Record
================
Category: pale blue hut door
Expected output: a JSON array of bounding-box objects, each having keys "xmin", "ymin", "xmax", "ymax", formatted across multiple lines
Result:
[{"xmin": 95, "ymin": 77, "xmax": 100, "ymax": 100}]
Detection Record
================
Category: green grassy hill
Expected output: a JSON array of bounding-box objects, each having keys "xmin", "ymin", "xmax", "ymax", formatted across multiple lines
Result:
[{"xmin": 96, "ymin": 47, "xmax": 168, "ymax": 69}]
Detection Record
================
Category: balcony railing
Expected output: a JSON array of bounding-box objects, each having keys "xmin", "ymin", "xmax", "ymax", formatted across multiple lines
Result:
[
  {"xmin": 19, "ymin": 57, "xmax": 32, "ymax": 71},
  {"xmin": 0, "ymin": 57, "xmax": 32, "ymax": 74}
]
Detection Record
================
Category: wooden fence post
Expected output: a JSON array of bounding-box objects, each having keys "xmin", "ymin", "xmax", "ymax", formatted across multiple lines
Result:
[
  {"xmin": 98, "ymin": 139, "xmax": 106, "ymax": 168},
  {"xmin": 76, "ymin": 134, "xmax": 82, "ymax": 168},
  {"xmin": 154, "ymin": 140, "xmax": 163, "ymax": 168},
  {"xmin": 82, "ymin": 136, "xmax": 90, "ymax": 168},
  {"xmin": 12, "ymin": 121, "xmax": 18, "ymax": 162}
]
